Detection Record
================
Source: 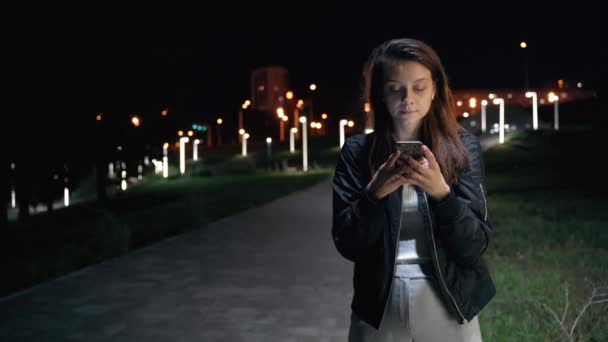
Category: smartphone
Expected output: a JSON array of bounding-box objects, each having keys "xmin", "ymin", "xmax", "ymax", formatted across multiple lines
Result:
[{"xmin": 395, "ymin": 140, "xmax": 423, "ymax": 159}]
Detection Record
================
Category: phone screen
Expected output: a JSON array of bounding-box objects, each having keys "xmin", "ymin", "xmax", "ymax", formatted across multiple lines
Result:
[{"xmin": 395, "ymin": 141, "xmax": 423, "ymax": 159}]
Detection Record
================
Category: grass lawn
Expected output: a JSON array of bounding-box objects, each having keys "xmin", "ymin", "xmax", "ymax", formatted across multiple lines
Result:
[{"xmin": 479, "ymin": 128, "xmax": 607, "ymax": 341}]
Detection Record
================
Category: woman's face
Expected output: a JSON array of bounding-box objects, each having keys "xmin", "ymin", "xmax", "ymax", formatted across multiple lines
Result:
[{"xmin": 383, "ymin": 61, "xmax": 436, "ymax": 131}]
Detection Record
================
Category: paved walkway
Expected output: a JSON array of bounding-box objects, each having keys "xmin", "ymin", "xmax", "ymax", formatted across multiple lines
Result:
[{"xmin": 0, "ymin": 176, "xmax": 353, "ymax": 342}]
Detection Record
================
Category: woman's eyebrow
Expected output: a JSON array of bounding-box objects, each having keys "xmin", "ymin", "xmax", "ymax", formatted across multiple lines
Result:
[{"xmin": 386, "ymin": 77, "xmax": 429, "ymax": 83}]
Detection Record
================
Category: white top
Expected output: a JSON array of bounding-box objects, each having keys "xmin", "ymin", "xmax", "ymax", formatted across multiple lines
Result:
[{"xmin": 394, "ymin": 184, "xmax": 435, "ymax": 278}]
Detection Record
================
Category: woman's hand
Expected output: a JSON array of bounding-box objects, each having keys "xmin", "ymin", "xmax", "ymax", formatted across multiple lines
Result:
[
  {"xmin": 365, "ymin": 150, "xmax": 413, "ymax": 200},
  {"xmin": 400, "ymin": 145, "xmax": 451, "ymax": 200}
]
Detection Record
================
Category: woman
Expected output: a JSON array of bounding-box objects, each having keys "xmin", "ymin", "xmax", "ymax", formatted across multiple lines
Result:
[{"xmin": 332, "ymin": 38, "xmax": 496, "ymax": 341}]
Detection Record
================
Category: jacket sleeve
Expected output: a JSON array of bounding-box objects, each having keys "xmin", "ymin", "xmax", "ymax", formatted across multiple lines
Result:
[
  {"xmin": 331, "ymin": 138, "xmax": 387, "ymax": 262},
  {"xmin": 429, "ymin": 133, "xmax": 492, "ymax": 266}
]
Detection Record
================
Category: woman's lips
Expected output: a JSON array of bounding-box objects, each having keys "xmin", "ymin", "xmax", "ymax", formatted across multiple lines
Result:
[{"xmin": 399, "ymin": 110, "xmax": 416, "ymax": 115}]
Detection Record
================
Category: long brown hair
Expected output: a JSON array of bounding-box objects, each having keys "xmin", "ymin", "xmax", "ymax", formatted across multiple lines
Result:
[{"xmin": 363, "ymin": 38, "xmax": 469, "ymax": 184}]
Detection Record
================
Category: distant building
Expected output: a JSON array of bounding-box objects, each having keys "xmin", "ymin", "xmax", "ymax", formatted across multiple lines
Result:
[
  {"xmin": 251, "ymin": 66, "xmax": 290, "ymax": 112},
  {"xmin": 246, "ymin": 66, "xmax": 292, "ymax": 142}
]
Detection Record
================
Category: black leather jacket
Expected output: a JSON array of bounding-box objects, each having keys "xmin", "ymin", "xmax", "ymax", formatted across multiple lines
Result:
[{"xmin": 332, "ymin": 130, "xmax": 496, "ymax": 329}]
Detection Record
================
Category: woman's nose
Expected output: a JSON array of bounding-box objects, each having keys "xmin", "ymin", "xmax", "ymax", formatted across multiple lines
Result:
[{"xmin": 400, "ymin": 92, "xmax": 413, "ymax": 104}]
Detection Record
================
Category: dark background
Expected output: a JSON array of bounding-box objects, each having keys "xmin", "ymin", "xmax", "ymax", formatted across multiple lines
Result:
[{"xmin": 5, "ymin": 1, "xmax": 607, "ymax": 163}]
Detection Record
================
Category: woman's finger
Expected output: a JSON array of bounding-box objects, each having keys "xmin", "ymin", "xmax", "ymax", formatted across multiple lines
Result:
[
  {"xmin": 401, "ymin": 171, "xmax": 422, "ymax": 187},
  {"xmin": 387, "ymin": 150, "xmax": 402, "ymax": 168},
  {"xmin": 421, "ymin": 145, "xmax": 439, "ymax": 169}
]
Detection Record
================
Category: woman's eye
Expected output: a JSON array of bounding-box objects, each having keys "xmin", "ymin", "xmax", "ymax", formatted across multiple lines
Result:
[{"xmin": 415, "ymin": 88, "xmax": 425, "ymax": 92}]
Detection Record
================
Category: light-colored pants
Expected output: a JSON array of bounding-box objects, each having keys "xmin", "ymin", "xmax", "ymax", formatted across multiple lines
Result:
[{"xmin": 348, "ymin": 265, "xmax": 482, "ymax": 342}]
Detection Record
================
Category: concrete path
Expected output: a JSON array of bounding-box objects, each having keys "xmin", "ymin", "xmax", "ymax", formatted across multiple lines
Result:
[{"xmin": 0, "ymin": 176, "xmax": 353, "ymax": 342}]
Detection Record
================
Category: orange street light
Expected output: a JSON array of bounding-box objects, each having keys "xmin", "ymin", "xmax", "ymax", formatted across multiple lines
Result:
[
  {"xmin": 161, "ymin": 108, "xmax": 168, "ymax": 116},
  {"xmin": 309, "ymin": 83, "xmax": 317, "ymax": 91},
  {"xmin": 178, "ymin": 130, "xmax": 184, "ymax": 137},
  {"xmin": 96, "ymin": 113, "xmax": 102, "ymax": 121},
  {"xmin": 217, "ymin": 118, "xmax": 223, "ymax": 125},
  {"xmin": 286, "ymin": 91, "xmax": 294, "ymax": 100},
  {"xmin": 469, "ymin": 98, "xmax": 477, "ymax": 108},
  {"xmin": 131, "ymin": 116, "xmax": 141, "ymax": 127}
]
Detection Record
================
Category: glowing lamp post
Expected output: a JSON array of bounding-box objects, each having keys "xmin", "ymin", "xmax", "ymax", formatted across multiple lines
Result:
[
  {"xmin": 11, "ymin": 187, "xmax": 16, "ymax": 208},
  {"xmin": 216, "ymin": 118, "xmax": 223, "ymax": 146},
  {"xmin": 266, "ymin": 137, "xmax": 272, "ymax": 170},
  {"xmin": 277, "ymin": 107, "xmax": 286, "ymax": 142},
  {"xmin": 162, "ymin": 142, "xmax": 169, "ymax": 178},
  {"xmin": 64, "ymin": 183, "xmax": 69, "ymax": 207},
  {"xmin": 493, "ymin": 98, "xmax": 505, "ymax": 144},
  {"xmin": 290, "ymin": 127, "xmax": 297, "ymax": 153},
  {"xmin": 339, "ymin": 119, "xmax": 348, "ymax": 148},
  {"xmin": 193, "ymin": 139, "xmax": 200, "ymax": 161},
  {"xmin": 242, "ymin": 133, "xmax": 249, "ymax": 157},
  {"xmin": 481, "ymin": 99, "xmax": 488, "ymax": 133},
  {"xmin": 300, "ymin": 116, "xmax": 308, "ymax": 171},
  {"xmin": 549, "ymin": 92, "xmax": 559, "ymax": 131},
  {"xmin": 179, "ymin": 137, "xmax": 189, "ymax": 174},
  {"xmin": 525, "ymin": 91, "xmax": 538, "ymax": 130},
  {"xmin": 121, "ymin": 170, "xmax": 127, "ymax": 191}
]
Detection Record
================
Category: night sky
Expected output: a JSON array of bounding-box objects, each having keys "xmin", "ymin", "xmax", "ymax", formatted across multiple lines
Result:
[{"xmin": 6, "ymin": 2, "xmax": 606, "ymax": 160}]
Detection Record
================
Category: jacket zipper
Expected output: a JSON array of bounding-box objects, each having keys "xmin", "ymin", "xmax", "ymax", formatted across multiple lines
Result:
[
  {"xmin": 480, "ymin": 184, "xmax": 488, "ymax": 221},
  {"xmin": 378, "ymin": 185, "xmax": 404, "ymax": 330},
  {"xmin": 423, "ymin": 191, "xmax": 470, "ymax": 326}
]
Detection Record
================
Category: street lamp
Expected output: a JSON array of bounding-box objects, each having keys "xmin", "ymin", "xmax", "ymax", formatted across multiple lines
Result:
[
  {"xmin": 549, "ymin": 92, "xmax": 559, "ymax": 131},
  {"xmin": 277, "ymin": 107, "xmax": 285, "ymax": 141},
  {"xmin": 266, "ymin": 137, "xmax": 272, "ymax": 170},
  {"xmin": 216, "ymin": 118, "xmax": 223, "ymax": 146},
  {"xmin": 493, "ymin": 98, "xmax": 505, "ymax": 144},
  {"xmin": 308, "ymin": 84, "xmax": 317, "ymax": 124},
  {"xmin": 162, "ymin": 142, "xmax": 169, "ymax": 178},
  {"xmin": 481, "ymin": 100, "xmax": 488, "ymax": 133},
  {"xmin": 193, "ymin": 139, "xmax": 200, "ymax": 161},
  {"xmin": 121, "ymin": 170, "xmax": 127, "ymax": 191},
  {"xmin": 242, "ymin": 133, "xmax": 249, "ymax": 156},
  {"xmin": 179, "ymin": 137, "xmax": 189, "ymax": 174},
  {"xmin": 11, "ymin": 188, "xmax": 16, "ymax": 208},
  {"xmin": 299, "ymin": 116, "xmax": 308, "ymax": 171},
  {"xmin": 290, "ymin": 127, "xmax": 297, "ymax": 153},
  {"xmin": 239, "ymin": 100, "xmax": 250, "ymax": 144},
  {"xmin": 525, "ymin": 91, "xmax": 538, "ymax": 130},
  {"xmin": 520, "ymin": 41, "xmax": 529, "ymax": 90},
  {"xmin": 339, "ymin": 119, "xmax": 348, "ymax": 148},
  {"xmin": 64, "ymin": 184, "xmax": 70, "ymax": 207}
]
